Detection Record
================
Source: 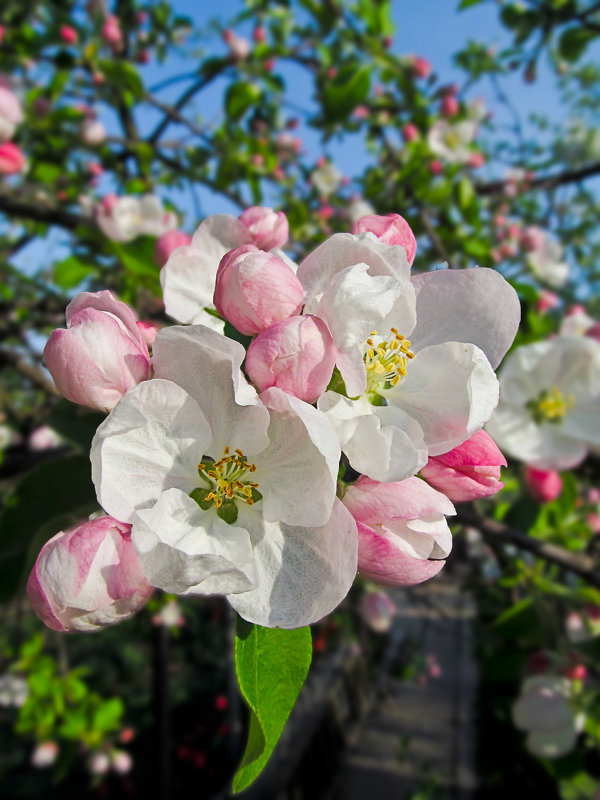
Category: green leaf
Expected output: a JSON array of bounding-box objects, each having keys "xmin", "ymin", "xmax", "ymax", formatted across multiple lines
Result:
[
  {"xmin": 322, "ymin": 65, "xmax": 371, "ymax": 123},
  {"xmin": 458, "ymin": 0, "xmax": 484, "ymax": 8},
  {"xmin": 232, "ymin": 621, "xmax": 312, "ymax": 793},
  {"xmin": 53, "ymin": 256, "xmax": 97, "ymax": 289},
  {"xmin": 92, "ymin": 697, "xmax": 124, "ymax": 733},
  {"xmin": 558, "ymin": 27, "xmax": 598, "ymax": 63},
  {"xmin": 98, "ymin": 60, "xmax": 144, "ymax": 98},
  {"xmin": 225, "ymin": 82, "xmax": 262, "ymax": 122},
  {"xmin": 0, "ymin": 455, "xmax": 98, "ymax": 602},
  {"xmin": 47, "ymin": 402, "xmax": 105, "ymax": 452}
]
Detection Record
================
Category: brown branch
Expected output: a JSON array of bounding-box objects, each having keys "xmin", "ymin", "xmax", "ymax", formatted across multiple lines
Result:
[
  {"xmin": 457, "ymin": 508, "xmax": 600, "ymax": 588},
  {"xmin": 148, "ymin": 72, "xmax": 224, "ymax": 145},
  {"xmin": 0, "ymin": 192, "xmax": 90, "ymax": 232},
  {"xmin": 0, "ymin": 347, "xmax": 56, "ymax": 395},
  {"xmin": 477, "ymin": 160, "xmax": 600, "ymax": 196}
]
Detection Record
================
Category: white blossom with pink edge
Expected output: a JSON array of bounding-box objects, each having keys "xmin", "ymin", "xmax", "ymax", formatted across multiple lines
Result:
[
  {"xmin": 342, "ymin": 476, "xmax": 455, "ymax": 587},
  {"xmin": 487, "ymin": 336, "xmax": 600, "ymax": 470},
  {"xmin": 95, "ymin": 195, "xmax": 177, "ymax": 243},
  {"xmin": 26, "ymin": 516, "xmax": 153, "ymax": 632},
  {"xmin": 525, "ymin": 228, "xmax": 569, "ymax": 287},
  {"xmin": 0, "ymin": 86, "xmax": 23, "ymax": 142},
  {"xmin": 427, "ymin": 119, "xmax": 478, "ymax": 164},
  {"xmin": 43, "ymin": 290, "xmax": 150, "ymax": 412},
  {"xmin": 160, "ymin": 210, "xmax": 295, "ymax": 332},
  {"xmin": 350, "ymin": 213, "xmax": 417, "ymax": 266},
  {"xmin": 512, "ymin": 676, "xmax": 584, "ymax": 759},
  {"xmin": 298, "ymin": 234, "xmax": 519, "ymax": 482},
  {"xmin": 90, "ymin": 325, "xmax": 357, "ymax": 629}
]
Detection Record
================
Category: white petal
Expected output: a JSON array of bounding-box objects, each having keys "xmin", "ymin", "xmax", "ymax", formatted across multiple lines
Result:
[
  {"xmin": 226, "ymin": 500, "xmax": 358, "ymax": 628},
  {"xmin": 132, "ymin": 489, "xmax": 257, "ymax": 595},
  {"xmin": 91, "ymin": 379, "xmax": 211, "ymax": 523},
  {"xmin": 298, "ymin": 232, "xmax": 412, "ymax": 315},
  {"xmin": 384, "ymin": 514, "xmax": 452, "ymax": 560},
  {"xmin": 161, "ymin": 214, "xmax": 252, "ymax": 324},
  {"xmin": 152, "ymin": 325, "xmax": 270, "ymax": 456},
  {"xmin": 410, "ymin": 268, "xmax": 520, "ymax": 369},
  {"xmin": 317, "ymin": 392, "xmax": 428, "ymax": 482},
  {"xmin": 384, "ymin": 342, "xmax": 499, "ymax": 456},
  {"xmin": 256, "ymin": 387, "xmax": 340, "ymax": 528}
]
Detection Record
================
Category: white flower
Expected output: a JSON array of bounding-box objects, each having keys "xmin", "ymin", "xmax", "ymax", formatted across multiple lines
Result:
[
  {"xmin": 297, "ymin": 233, "xmax": 520, "ymax": 482},
  {"xmin": 487, "ymin": 336, "xmax": 600, "ymax": 469},
  {"xmin": 427, "ymin": 119, "xmax": 478, "ymax": 164},
  {"xmin": 91, "ymin": 325, "xmax": 357, "ymax": 628},
  {"xmin": 526, "ymin": 229, "xmax": 569, "ymax": 287},
  {"xmin": 347, "ymin": 197, "xmax": 376, "ymax": 224},
  {"xmin": 311, "ymin": 162, "xmax": 342, "ymax": 196},
  {"xmin": 559, "ymin": 306, "xmax": 595, "ymax": 337},
  {"xmin": 0, "ymin": 674, "xmax": 28, "ymax": 707},
  {"xmin": 96, "ymin": 195, "xmax": 177, "ymax": 243},
  {"xmin": 513, "ymin": 676, "xmax": 583, "ymax": 759}
]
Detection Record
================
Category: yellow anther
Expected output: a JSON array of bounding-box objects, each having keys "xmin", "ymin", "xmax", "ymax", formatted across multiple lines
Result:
[
  {"xmin": 363, "ymin": 327, "xmax": 414, "ymax": 392},
  {"xmin": 195, "ymin": 447, "xmax": 260, "ymax": 510}
]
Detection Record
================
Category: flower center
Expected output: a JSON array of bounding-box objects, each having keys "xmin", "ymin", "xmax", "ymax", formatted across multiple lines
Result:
[
  {"xmin": 364, "ymin": 328, "xmax": 414, "ymax": 394},
  {"xmin": 526, "ymin": 386, "xmax": 575, "ymax": 425},
  {"xmin": 190, "ymin": 447, "xmax": 261, "ymax": 523}
]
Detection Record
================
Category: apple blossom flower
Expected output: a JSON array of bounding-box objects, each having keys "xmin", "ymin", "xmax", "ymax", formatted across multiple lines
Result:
[
  {"xmin": 31, "ymin": 741, "xmax": 59, "ymax": 768},
  {"xmin": 0, "ymin": 141, "xmax": 26, "ymax": 174},
  {"xmin": 223, "ymin": 29, "xmax": 250, "ymax": 60},
  {"xmin": 360, "ymin": 588, "xmax": 396, "ymax": 633},
  {"xmin": 297, "ymin": 233, "xmax": 519, "ymax": 482},
  {"xmin": 411, "ymin": 56, "xmax": 432, "ymax": 79},
  {"xmin": 238, "ymin": 206, "xmax": 289, "ymax": 250},
  {"xmin": 152, "ymin": 599, "xmax": 184, "ymax": 627},
  {"xmin": 80, "ymin": 117, "xmax": 107, "ymax": 146},
  {"xmin": 486, "ymin": 336, "xmax": 600, "ymax": 470},
  {"xmin": 342, "ymin": 476, "xmax": 455, "ymax": 587},
  {"xmin": 101, "ymin": 16, "xmax": 123, "ymax": 50},
  {"xmin": 526, "ymin": 228, "xmax": 569, "ymax": 287},
  {"xmin": 44, "ymin": 290, "xmax": 150, "ymax": 412},
  {"xmin": 27, "ymin": 516, "xmax": 153, "ymax": 632},
  {"xmin": 427, "ymin": 119, "xmax": 478, "ymax": 164},
  {"xmin": 0, "ymin": 674, "xmax": 28, "ymax": 707},
  {"xmin": 0, "ymin": 86, "xmax": 23, "ymax": 142},
  {"xmin": 524, "ymin": 467, "xmax": 562, "ymax": 503},
  {"xmin": 213, "ymin": 245, "xmax": 303, "ymax": 335},
  {"xmin": 154, "ymin": 229, "xmax": 192, "ymax": 267},
  {"xmin": 536, "ymin": 290, "xmax": 560, "ymax": 313},
  {"xmin": 28, "ymin": 425, "xmax": 63, "ymax": 451},
  {"xmin": 347, "ymin": 197, "xmax": 376, "ymax": 224},
  {"xmin": 89, "ymin": 752, "xmax": 111, "ymax": 775},
  {"xmin": 111, "ymin": 750, "xmax": 133, "ymax": 774},
  {"xmin": 91, "ymin": 325, "xmax": 357, "ymax": 629},
  {"xmin": 420, "ymin": 430, "xmax": 506, "ymax": 502},
  {"xmin": 245, "ymin": 315, "xmax": 337, "ymax": 404},
  {"xmin": 311, "ymin": 161, "xmax": 342, "ymax": 196},
  {"xmin": 350, "ymin": 213, "xmax": 417, "ymax": 266},
  {"xmin": 95, "ymin": 195, "xmax": 177, "ymax": 242},
  {"xmin": 512, "ymin": 676, "xmax": 583, "ymax": 759},
  {"xmin": 161, "ymin": 212, "xmax": 296, "ymax": 330},
  {"xmin": 559, "ymin": 305, "xmax": 595, "ymax": 337}
]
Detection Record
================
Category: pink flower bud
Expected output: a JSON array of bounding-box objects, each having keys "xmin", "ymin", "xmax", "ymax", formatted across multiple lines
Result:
[
  {"xmin": 101, "ymin": 16, "xmax": 123, "ymax": 49},
  {"xmin": 360, "ymin": 589, "xmax": 396, "ymax": 633},
  {"xmin": 0, "ymin": 142, "xmax": 26, "ymax": 174},
  {"xmin": 440, "ymin": 95, "xmax": 459, "ymax": 117},
  {"xmin": 154, "ymin": 229, "xmax": 192, "ymax": 267},
  {"xmin": 525, "ymin": 467, "xmax": 562, "ymax": 503},
  {"xmin": 353, "ymin": 105, "xmax": 369, "ymax": 119},
  {"xmin": 0, "ymin": 86, "xmax": 23, "ymax": 141},
  {"xmin": 420, "ymin": 431, "xmax": 506, "ymax": 502},
  {"xmin": 213, "ymin": 245, "xmax": 303, "ymax": 335},
  {"xmin": 31, "ymin": 741, "xmax": 59, "ymax": 768},
  {"xmin": 136, "ymin": 320, "xmax": 159, "ymax": 348},
  {"xmin": 43, "ymin": 290, "xmax": 150, "ymax": 412},
  {"xmin": 135, "ymin": 49, "xmax": 150, "ymax": 64},
  {"xmin": 60, "ymin": 25, "xmax": 78, "ymax": 45},
  {"xmin": 536, "ymin": 290, "xmax": 559, "ymax": 313},
  {"xmin": 350, "ymin": 213, "xmax": 417, "ymax": 266},
  {"xmin": 27, "ymin": 516, "xmax": 153, "ymax": 632},
  {"xmin": 429, "ymin": 160, "xmax": 442, "ymax": 175},
  {"xmin": 402, "ymin": 123, "xmax": 418, "ymax": 142},
  {"xmin": 520, "ymin": 226, "xmax": 544, "ymax": 252},
  {"xmin": 225, "ymin": 32, "xmax": 250, "ymax": 60},
  {"xmin": 412, "ymin": 56, "xmax": 432, "ymax": 79},
  {"xmin": 586, "ymin": 322, "xmax": 600, "ymax": 344},
  {"xmin": 342, "ymin": 476, "xmax": 455, "ymax": 587},
  {"xmin": 246, "ymin": 315, "xmax": 336, "ymax": 404},
  {"xmin": 467, "ymin": 152, "xmax": 485, "ymax": 168},
  {"xmin": 0, "ymin": 26, "xmax": 5, "ymax": 45},
  {"xmin": 253, "ymin": 25, "xmax": 266, "ymax": 43}
]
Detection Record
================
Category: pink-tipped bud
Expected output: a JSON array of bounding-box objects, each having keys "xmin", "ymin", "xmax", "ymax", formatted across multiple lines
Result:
[
  {"xmin": 536, "ymin": 290, "xmax": 560, "ymax": 313},
  {"xmin": 0, "ymin": 142, "xmax": 26, "ymax": 174},
  {"xmin": 525, "ymin": 467, "xmax": 562, "ymax": 503},
  {"xmin": 60, "ymin": 25, "xmax": 78, "ymax": 45},
  {"xmin": 0, "ymin": 86, "xmax": 23, "ymax": 142},
  {"xmin": 101, "ymin": 16, "xmax": 123, "ymax": 49},
  {"xmin": 351, "ymin": 213, "xmax": 417, "ymax": 266},
  {"xmin": 429, "ymin": 160, "xmax": 442, "ymax": 175},
  {"xmin": 31, "ymin": 741, "xmax": 59, "ymax": 768},
  {"xmin": 27, "ymin": 516, "xmax": 153, "ymax": 632},
  {"xmin": 440, "ymin": 94, "xmax": 459, "ymax": 117},
  {"xmin": 246, "ymin": 315, "xmax": 336, "ymax": 404},
  {"xmin": 43, "ymin": 290, "xmax": 150, "ymax": 412},
  {"xmin": 412, "ymin": 56, "xmax": 432, "ymax": 79},
  {"xmin": 214, "ymin": 245, "xmax": 303, "ymax": 335},
  {"xmin": 360, "ymin": 589, "xmax": 396, "ymax": 633},
  {"xmin": 136, "ymin": 320, "xmax": 160, "ymax": 348},
  {"xmin": 253, "ymin": 25, "xmax": 266, "ymax": 43},
  {"xmin": 154, "ymin": 229, "xmax": 192, "ymax": 267},
  {"xmin": 420, "ymin": 431, "xmax": 506, "ymax": 502},
  {"xmin": 238, "ymin": 206, "xmax": 289, "ymax": 250},
  {"xmin": 402, "ymin": 123, "xmax": 419, "ymax": 142}
]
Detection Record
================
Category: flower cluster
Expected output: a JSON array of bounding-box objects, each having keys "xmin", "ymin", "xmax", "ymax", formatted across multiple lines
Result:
[{"xmin": 31, "ymin": 209, "xmax": 520, "ymax": 631}]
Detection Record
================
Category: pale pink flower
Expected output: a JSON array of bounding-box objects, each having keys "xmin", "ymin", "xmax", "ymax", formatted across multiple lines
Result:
[
  {"xmin": 111, "ymin": 750, "xmax": 133, "ymax": 774},
  {"xmin": 420, "ymin": 431, "xmax": 506, "ymax": 502},
  {"xmin": 31, "ymin": 741, "xmax": 59, "ymax": 768},
  {"xmin": 525, "ymin": 467, "xmax": 562, "ymax": 503},
  {"xmin": 239, "ymin": 206, "xmax": 289, "ymax": 251},
  {"xmin": 223, "ymin": 29, "xmax": 250, "ymax": 60},
  {"xmin": 342, "ymin": 476, "xmax": 455, "ymax": 587},
  {"xmin": 154, "ymin": 229, "xmax": 192, "ymax": 267},
  {"xmin": 360, "ymin": 588, "xmax": 396, "ymax": 633},
  {"xmin": 0, "ymin": 86, "xmax": 23, "ymax": 141},
  {"xmin": 80, "ymin": 117, "xmax": 106, "ymax": 146},
  {"xmin": 89, "ymin": 752, "xmax": 111, "ymax": 775},
  {"xmin": 27, "ymin": 516, "xmax": 153, "ymax": 632},
  {"xmin": 350, "ymin": 213, "xmax": 417, "ymax": 266},
  {"xmin": 0, "ymin": 141, "xmax": 26, "ymax": 174},
  {"xmin": 246, "ymin": 315, "xmax": 337, "ymax": 404},
  {"xmin": 43, "ymin": 290, "xmax": 150, "ymax": 412},
  {"xmin": 28, "ymin": 425, "xmax": 62, "ymax": 451},
  {"xmin": 101, "ymin": 16, "xmax": 123, "ymax": 50},
  {"xmin": 213, "ymin": 245, "xmax": 303, "ymax": 335},
  {"xmin": 513, "ymin": 676, "xmax": 582, "ymax": 759}
]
